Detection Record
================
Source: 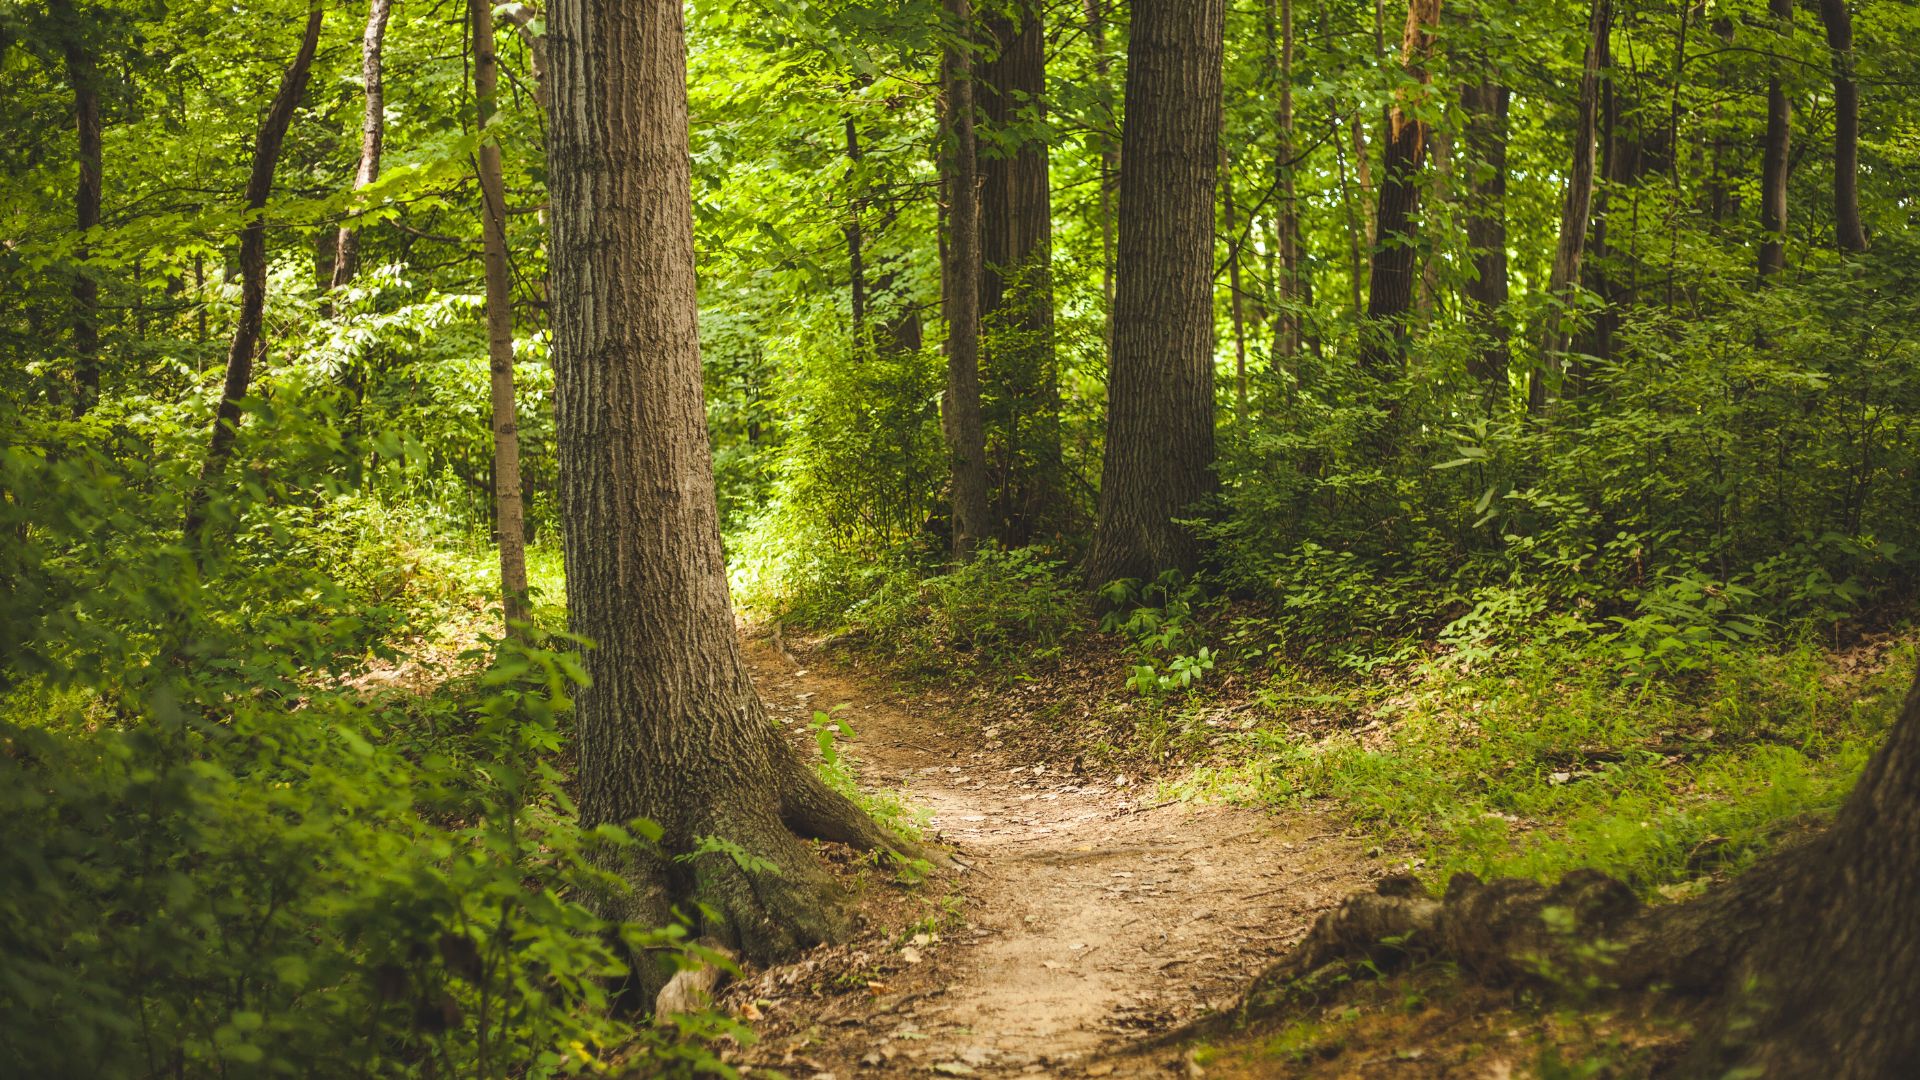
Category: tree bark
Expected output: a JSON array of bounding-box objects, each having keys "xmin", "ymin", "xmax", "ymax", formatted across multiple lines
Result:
[
  {"xmin": 1085, "ymin": 0, "xmax": 1117, "ymax": 342},
  {"xmin": 1528, "ymin": 0, "xmax": 1609, "ymax": 414},
  {"xmin": 977, "ymin": 0, "xmax": 1060, "ymax": 545},
  {"xmin": 1356, "ymin": 0, "xmax": 1442, "ymax": 382},
  {"xmin": 1083, "ymin": 0, "xmax": 1224, "ymax": 587},
  {"xmin": 51, "ymin": 0, "xmax": 102, "ymax": 416},
  {"xmin": 182, "ymin": 4, "xmax": 325, "ymax": 545},
  {"xmin": 844, "ymin": 115, "xmax": 867, "ymax": 349},
  {"xmin": 940, "ymin": 0, "xmax": 990, "ymax": 560},
  {"xmin": 1267, "ymin": 0, "xmax": 1303, "ymax": 369},
  {"xmin": 1757, "ymin": 0, "xmax": 1792, "ymax": 279},
  {"xmin": 543, "ymin": 0, "xmax": 904, "ymax": 996},
  {"xmin": 331, "ymin": 0, "xmax": 394, "ymax": 295},
  {"xmin": 1817, "ymin": 0, "xmax": 1867, "ymax": 254},
  {"xmin": 1460, "ymin": 77, "xmax": 1509, "ymax": 402},
  {"xmin": 472, "ymin": 0, "xmax": 531, "ymax": 637}
]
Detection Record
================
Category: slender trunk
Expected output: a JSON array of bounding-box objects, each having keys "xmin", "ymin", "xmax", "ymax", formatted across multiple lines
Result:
[
  {"xmin": 845, "ymin": 116, "xmax": 868, "ymax": 348},
  {"xmin": 1268, "ymin": 0, "xmax": 1302, "ymax": 365},
  {"xmin": 1224, "ymin": 145, "xmax": 1248, "ymax": 419},
  {"xmin": 182, "ymin": 4, "xmax": 325, "ymax": 545},
  {"xmin": 52, "ymin": 0, "xmax": 102, "ymax": 416},
  {"xmin": 1084, "ymin": 0, "xmax": 1225, "ymax": 587},
  {"xmin": 544, "ymin": 0, "xmax": 903, "ymax": 999},
  {"xmin": 1333, "ymin": 106, "xmax": 1366, "ymax": 325},
  {"xmin": 1757, "ymin": 0, "xmax": 1792, "ymax": 279},
  {"xmin": 472, "ymin": 0, "xmax": 531, "ymax": 636},
  {"xmin": 941, "ymin": 0, "xmax": 990, "ymax": 560},
  {"xmin": 1528, "ymin": 0, "xmax": 1609, "ymax": 414},
  {"xmin": 1818, "ymin": 0, "xmax": 1867, "ymax": 254},
  {"xmin": 1356, "ymin": 0, "xmax": 1442, "ymax": 382},
  {"xmin": 978, "ymin": 0, "xmax": 1060, "ymax": 544},
  {"xmin": 1704, "ymin": 16, "xmax": 1736, "ymax": 224},
  {"xmin": 331, "ymin": 0, "xmax": 395, "ymax": 295},
  {"xmin": 1086, "ymin": 0, "xmax": 1117, "ymax": 341},
  {"xmin": 1460, "ymin": 77, "xmax": 1510, "ymax": 400}
]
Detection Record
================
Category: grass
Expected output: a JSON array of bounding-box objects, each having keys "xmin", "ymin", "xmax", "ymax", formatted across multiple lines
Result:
[{"xmin": 1169, "ymin": 634, "xmax": 1912, "ymax": 895}]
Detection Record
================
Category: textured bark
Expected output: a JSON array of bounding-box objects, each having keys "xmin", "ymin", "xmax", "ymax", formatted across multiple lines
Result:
[
  {"xmin": 977, "ymin": 0, "xmax": 1060, "ymax": 544},
  {"xmin": 1460, "ymin": 77, "xmax": 1509, "ymax": 399},
  {"xmin": 1356, "ymin": 0, "xmax": 1442, "ymax": 381},
  {"xmin": 1243, "ymin": 663, "xmax": 1920, "ymax": 1077},
  {"xmin": 331, "ymin": 0, "xmax": 394, "ymax": 294},
  {"xmin": 51, "ymin": 0, "xmax": 101, "ymax": 415},
  {"xmin": 1818, "ymin": 0, "xmax": 1867, "ymax": 254},
  {"xmin": 544, "ymin": 0, "xmax": 903, "ymax": 993},
  {"xmin": 1083, "ymin": 0, "xmax": 1223, "ymax": 587},
  {"xmin": 183, "ymin": 5, "xmax": 325, "ymax": 544},
  {"xmin": 1528, "ymin": 0, "xmax": 1609, "ymax": 414},
  {"xmin": 940, "ymin": 0, "xmax": 990, "ymax": 560},
  {"xmin": 1757, "ymin": 0, "xmax": 1793, "ymax": 279},
  {"xmin": 472, "ymin": 0, "xmax": 531, "ymax": 637}
]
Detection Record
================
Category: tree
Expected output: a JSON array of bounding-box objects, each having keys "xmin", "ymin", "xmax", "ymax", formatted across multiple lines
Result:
[
  {"xmin": 183, "ymin": 4, "xmax": 326, "ymax": 544},
  {"xmin": 471, "ymin": 0, "xmax": 531, "ymax": 637},
  {"xmin": 1529, "ymin": 0, "xmax": 1610, "ymax": 413},
  {"xmin": 1757, "ymin": 0, "xmax": 1793, "ymax": 278},
  {"xmin": 1267, "ymin": 0, "xmax": 1305, "ymax": 369},
  {"xmin": 329, "ymin": 0, "xmax": 395, "ymax": 295},
  {"xmin": 543, "ymin": 0, "xmax": 906, "ymax": 996},
  {"xmin": 1356, "ymin": 0, "xmax": 1442, "ymax": 382},
  {"xmin": 941, "ymin": 0, "xmax": 990, "ymax": 560},
  {"xmin": 48, "ymin": 0, "xmax": 101, "ymax": 416},
  {"xmin": 977, "ymin": 0, "xmax": 1060, "ymax": 545},
  {"xmin": 1083, "ymin": 0, "xmax": 1225, "ymax": 587},
  {"xmin": 1817, "ymin": 0, "xmax": 1867, "ymax": 254},
  {"xmin": 1460, "ymin": 74, "xmax": 1510, "ymax": 402}
]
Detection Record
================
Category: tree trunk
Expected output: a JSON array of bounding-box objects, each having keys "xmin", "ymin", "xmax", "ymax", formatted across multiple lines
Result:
[
  {"xmin": 1267, "ymin": 0, "xmax": 1303, "ymax": 369},
  {"xmin": 941, "ymin": 0, "xmax": 990, "ymax": 560},
  {"xmin": 1086, "ymin": 0, "xmax": 1117, "ymax": 342},
  {"xmin": 471, "ymin": 0, "xmax": 531, "ymax": 637},
  {"xmin": 1818, "ymin": 0, "xmax": 1867, "ymax": 254},
  {"xmin": 543, "ymin": 0, "xmax": 904, "ymax": 997},
  {"xmin": 1356, "ymin": 0, "xmax": 1442, "ymax": 381},
  {"xmin": 1460, "ymin": 77, "xmax": 1509, "ymax": 402},
  {"xmin": 182, "ymin": 5, "xmax": 325, "ymax": 545},
  {"xmin": 844, "ymin": 115, "xmax": 867, "ymax": 349},
  {"xmin": 331, "ymin": 0, "xmax": 394, "ymax": 295},
  {"xmin": 1757, "ymin": 0, "xmax": 1792, "ymax": 279},
  {"xmin": 1528, "ymin": 0, "xmax": 1609, "ymax": 414},
  {"xmin": 977, "ymin": 0, "xmax": 1060, "ymax": 545},
  {"xmin": 52, "ymin": 0, "xmax": 102, "ymax": 416},
  {"xmin": 1223, "ymin": 146, "xmax": 1249, "ymax": 420},
  {"xmin": 1083, "ymin": 0, "xmax": 1224, "ymax": 588}
]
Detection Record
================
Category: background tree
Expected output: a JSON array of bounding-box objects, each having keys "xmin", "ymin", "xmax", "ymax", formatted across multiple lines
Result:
[
  {"xmin": 1356, "ymin": 0, "xmax": 1442, "ymax": 383},
  {"xmin": 329, "ymin": 0, "xmax": 394, "ymax": 294},
  {"xmin": 942, "ymin": 0, "xmax": 990, "ymax": 560}
]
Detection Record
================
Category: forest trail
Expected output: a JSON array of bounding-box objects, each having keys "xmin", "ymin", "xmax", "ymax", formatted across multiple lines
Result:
[{"xmin": 740, "ymin": 639, "xmax": 1378, "ymax": 1076}]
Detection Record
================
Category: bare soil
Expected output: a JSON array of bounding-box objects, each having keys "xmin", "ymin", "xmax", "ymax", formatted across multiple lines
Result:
[{"xmin": 723, "ymin": 639, "xmax": 1380, "ymax": 1077}]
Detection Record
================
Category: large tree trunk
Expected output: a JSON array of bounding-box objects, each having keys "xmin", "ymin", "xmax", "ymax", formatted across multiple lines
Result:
[
  {"xmin": 1083, "ymin": 0, "xmax": 1224, "ymax": 587},
  {"xmin": 1818, "ymin": 0, "xmax": 1867, "ymax": 254},
  {"xmin": 941, "ymin": 0, "xmax": 990, "ymax": 560},
  {"xmin": 1460, "ymin": 77, "xmax": 1509, "ymax": 403},
  {"xmin": 471, "ymin": 0, "xmax": 531, "ymax": 637},
  {"xmin": 1356, "ymin": 0, "xmax": 1441, "ymax": 382},
  {"xmin": 51, "ymin": 0, "xmax": 102, "ymax": 416},
  {"xmin": 182, "ymin": 5, "xmax": 325, "ymax": 544},
  {"xmin": 977, "ymin": 0, "xmax": 1060, "ymax": 546},
  {"xmin": 1757, "ymin": 0, "xmax": 1792, "ymax": 279},
  {"xmin": 1528, "ymin": 0, "xmax": 1609, "ymax": 414},
  {"xmin": 543, "ymin": 0, "xmax": 904, "ymax": 998},
  {"xmin": 331, "ymin": 0, "xmax": 394, "ymax": 295}
]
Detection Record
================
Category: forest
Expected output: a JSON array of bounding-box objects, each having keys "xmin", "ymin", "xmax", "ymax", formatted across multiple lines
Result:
[{"xmin": 3, "ymin": 0, "xmax": 1920, "ymax": 1074}]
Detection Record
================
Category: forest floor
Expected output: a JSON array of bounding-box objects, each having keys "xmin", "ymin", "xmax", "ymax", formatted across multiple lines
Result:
[{"xmin": 723, "ymin": 635, "xmax": 1383, "ymax": 1076}]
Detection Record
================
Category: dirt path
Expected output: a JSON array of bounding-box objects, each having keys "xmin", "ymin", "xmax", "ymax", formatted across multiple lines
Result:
[{"xmin": 737, "ymin": 641, "xmax": 1378, "ymax": 1077}]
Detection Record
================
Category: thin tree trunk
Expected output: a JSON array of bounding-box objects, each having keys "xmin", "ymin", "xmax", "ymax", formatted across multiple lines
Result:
[
  {"xmin": 1086, "ymin": 0, "xmax": 1117, "ymax": 342},
  {"xmin": 977, "ymin": 0, "xmax": 1060, "ymax": 545},
  {"xmin": 543, "ymin": 0, "xmax": 906, "ymax": 1001},
  {"xmin": 1757, "ymin": 0, "xmax": 1793, "ymax": 279},
  {"xmin": 1224, "ymin": 144, "xmax": 1249, "ymax": 420},
  {"xmin": 1817, "ymin": 0, "xmax": 1867, "ymax": 254},
  {"xmin": 1528, "ymin": 0, "xmax": 1609, "ymax": 414},
  {"xmin": 1333, "ymin": 106, "xmax": 1366, "ymax": 325},
  {"xmin": 182, "ymin": 4, "xmax": 325, "ymax": 545},
  {"xmin": 1356, "ymin": 0, "xmax": 1442, "ymax": 382},
  {"xmin": 1461, "ymin": 77, "xmax": 1510, "ymax": 401},
  {"xmin": 1268, "ymin": 0, "xmax": 1303, "ymax": 366},
  {"xmin": 844, "ymin": 116, "xmax": 867, "ymax": 348},
  {"xmin": 52, "ymin": 0, "xmax": 102, "ymax": 416},
  {"xmin": 331, "ymin": 0, "xmax": 394, "ymax": 295},
  {"xmin": 471, "ymin": 0, "xmax": 531, "ymax": 636},
  {"xmin": 1084, "ymin": 0, "xmax": 1224, "ymax": 587},
  {"xmin": 941, "ymin": 0, "xmax": 990, "ymax": 560}
]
